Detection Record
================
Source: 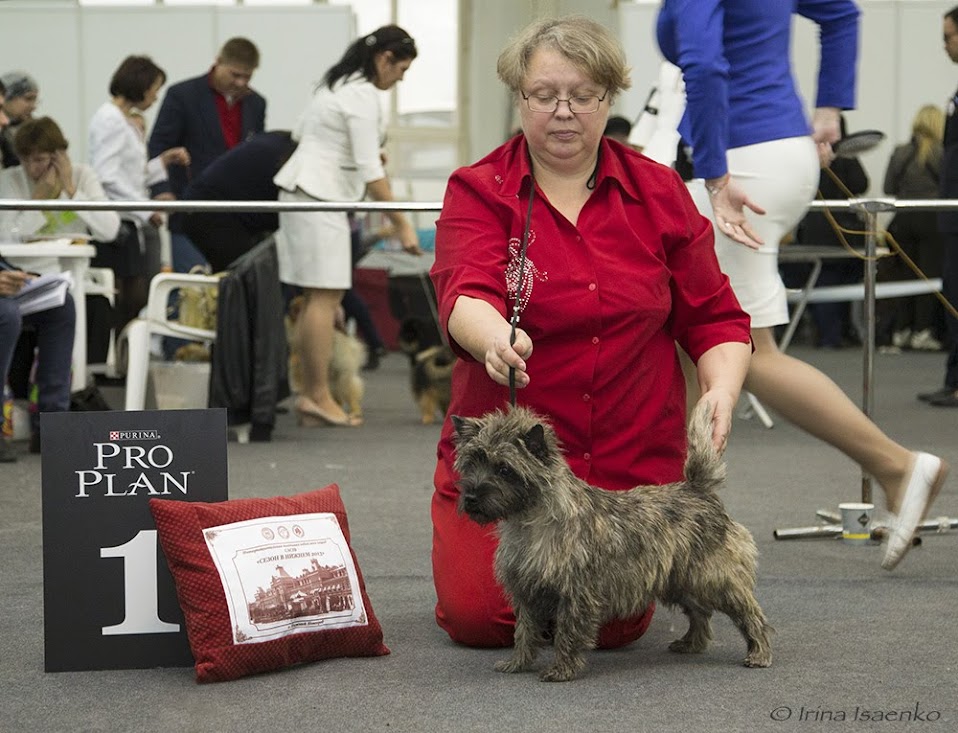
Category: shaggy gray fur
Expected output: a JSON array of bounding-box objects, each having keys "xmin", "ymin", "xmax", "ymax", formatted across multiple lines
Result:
[{"xmin": 452, "ymin": 401, "xmax": 773, "ymax": 682}]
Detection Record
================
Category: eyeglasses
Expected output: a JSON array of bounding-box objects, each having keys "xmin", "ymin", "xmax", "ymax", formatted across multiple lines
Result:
[{"xmin": 520, "ymin": 90, "xmax": 608, "ymax": 114}]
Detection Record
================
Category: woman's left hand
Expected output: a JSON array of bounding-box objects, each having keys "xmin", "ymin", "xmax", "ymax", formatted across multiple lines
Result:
[
  {"xmin": 812, "ymin": 107, "xmax": 841, "ymax": 168},
  {"xmin": 707, "ymin": 175, "xmax": 766, "ymax": 250},
  {"xmin": 696, "ymin": 389, "xmax": 736, "ymax": 455}
]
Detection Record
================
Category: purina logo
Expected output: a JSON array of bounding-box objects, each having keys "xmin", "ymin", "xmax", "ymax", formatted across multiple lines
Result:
[{"xmin": 108, "ymin": 429, "xmax": 162, "ymax": 441}]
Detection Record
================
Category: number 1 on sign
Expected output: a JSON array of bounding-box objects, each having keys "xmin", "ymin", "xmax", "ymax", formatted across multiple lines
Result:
[{"xmin": 100, "ymin": 530, "xmax": 180, "ymax": 635}]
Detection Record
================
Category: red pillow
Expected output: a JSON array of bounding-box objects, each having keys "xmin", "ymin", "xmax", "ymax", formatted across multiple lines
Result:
[{"xmin": 149, "ymin": 484, "xmax": 389, "ymax": 683}]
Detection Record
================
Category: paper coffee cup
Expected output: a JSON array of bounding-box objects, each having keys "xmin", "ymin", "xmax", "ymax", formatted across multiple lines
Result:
[{"xmin": 838, "ymin": 502, "xmax": 874, "ymax": 544}]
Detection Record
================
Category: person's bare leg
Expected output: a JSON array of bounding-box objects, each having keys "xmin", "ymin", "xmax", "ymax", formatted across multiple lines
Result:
[
  {"xmin": 297, "ymin": 287, "xmax": 356, "ymax": 424},
  {"xmin": 744, "ymin": 327, "xmax": 913, "ymax": 512}
]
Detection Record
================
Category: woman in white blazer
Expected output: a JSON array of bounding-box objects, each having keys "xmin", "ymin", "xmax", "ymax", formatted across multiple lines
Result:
[{"xmin": 275, "ymin": 25, "xmax": 420, "ymax": 428}]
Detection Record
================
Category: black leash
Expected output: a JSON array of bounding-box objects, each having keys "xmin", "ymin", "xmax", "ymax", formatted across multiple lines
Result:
[{"xmin": 509, "ymin": 179, "xmax": 536, "ymax": 407}]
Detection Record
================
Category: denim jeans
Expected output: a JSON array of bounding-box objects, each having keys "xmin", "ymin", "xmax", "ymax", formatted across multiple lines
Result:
[{"xmin": 0, "ymin": 295, "xmax": 76, "ymax": 431}]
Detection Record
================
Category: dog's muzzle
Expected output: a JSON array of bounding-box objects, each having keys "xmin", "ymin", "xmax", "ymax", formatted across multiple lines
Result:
[{"xmin": 457, "ymin": 485, "xmax": 497, "ymax": 525}]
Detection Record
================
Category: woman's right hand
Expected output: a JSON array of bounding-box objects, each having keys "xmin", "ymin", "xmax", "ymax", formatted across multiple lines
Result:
[
  {"xmin": 160, "ymin": 146, "xmax": 191, "ymax": 168},
  {"xmin": 0, "ymin": 269, "xmax": 31, "ymax": 296},
  {"xmin": 483, "ymin": 327, "xmax": 533, "ymax": 388},
  {"xmin": 396, "ymin": 219, "xmax": 423, "ymax": 256},
  {"xmin": 707, "ymin": 175, "xmax": 766, "ymax": 250}
]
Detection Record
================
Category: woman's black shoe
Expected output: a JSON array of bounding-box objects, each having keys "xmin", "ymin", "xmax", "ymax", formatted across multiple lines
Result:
[{"xmin": 363, "ymin": 347, "xmax": 387, "ymax": 371}]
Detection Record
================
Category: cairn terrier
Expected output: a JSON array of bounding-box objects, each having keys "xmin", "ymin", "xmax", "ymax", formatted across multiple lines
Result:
[{"xmin": 451, "ymin": 401, "xmax": 772, "ymax": 682}]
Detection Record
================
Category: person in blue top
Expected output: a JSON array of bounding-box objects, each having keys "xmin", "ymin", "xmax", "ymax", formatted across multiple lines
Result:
[{"xmin": 657, "ymin": 0, "xmax": 949, "ymax": 570}]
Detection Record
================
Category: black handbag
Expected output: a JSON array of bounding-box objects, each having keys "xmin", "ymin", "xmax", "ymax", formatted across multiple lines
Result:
[{"xmin": 69, "ymin": 385, "xmax": 112, "ymax": 412}]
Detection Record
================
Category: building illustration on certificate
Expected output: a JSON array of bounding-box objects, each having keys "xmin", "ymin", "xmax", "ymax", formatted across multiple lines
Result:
[
  {"xmin": 203, "ymin": 513, "xmax": 368, "ymax": 644},
  {"xmin": 247, "ymin": 556, "xmax": 355, "ymax": 624}
]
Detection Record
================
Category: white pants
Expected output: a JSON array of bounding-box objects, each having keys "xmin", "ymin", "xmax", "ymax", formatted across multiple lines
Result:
[{"xmin": 688, "ymin": 136, "xmax": 820, "ymax": 328}]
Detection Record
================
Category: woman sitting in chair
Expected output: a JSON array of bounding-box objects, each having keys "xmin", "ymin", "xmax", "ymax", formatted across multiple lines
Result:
[{"xmin": 0, "ymin": 115, "xmax": 120, "ymax": 460}]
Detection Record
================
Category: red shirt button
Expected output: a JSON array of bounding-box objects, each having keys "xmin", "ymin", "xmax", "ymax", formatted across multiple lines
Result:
[
  {"xmin": 583, "ymin": 452, "xmax": 591, "ymax": 461},
  {"xmin": 582, "ymin": 394, "xmax": 591, "ymax": 402},
  {"xmin": 592, "ymin": 336, "xmax": 599, "ymax": 344},
  {"xmin": 588, "ymin": 283, "xmax": 596, "ymax": 291}
]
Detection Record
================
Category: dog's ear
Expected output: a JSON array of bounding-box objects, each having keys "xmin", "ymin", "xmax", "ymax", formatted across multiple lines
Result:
[
  {"xmin": 451, "ymin": 415, "xmax": 478, "ymax": 444},
  {"xmin": 520, "ymin": 424, "xmax": 549, "ymax": 463}
]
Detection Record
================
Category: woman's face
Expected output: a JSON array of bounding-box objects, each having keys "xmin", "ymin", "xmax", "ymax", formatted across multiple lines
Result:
[
  {"xmin": 23, "ymin": 151, "xmax": 57, "ymax": 182},
  {"xmin": 3, "ymin": 90, "xmax": 38, "ymax": 124},
  {"xmin": 137, "ymin": 76, "xmax": 164, "ymax": 111},
  {"xmin": 373, "ymin": 51, "xmax": 413, "ymax": 91},
  {"xmin": 518, "ymin": 47, "xmax": 610, "ymax": 170}
]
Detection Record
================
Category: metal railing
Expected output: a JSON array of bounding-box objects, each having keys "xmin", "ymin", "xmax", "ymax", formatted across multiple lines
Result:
[
  {"xmin": 0, "ymin": 199, "xmax": 444, "ymax": 214},
  {"xmin": 3, "ymin": 195, "xmax": 956, "ymax": 497}
]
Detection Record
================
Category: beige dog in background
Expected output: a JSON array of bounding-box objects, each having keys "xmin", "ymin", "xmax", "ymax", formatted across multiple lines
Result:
[{"xmin": 286, "ymin": 295, "xmax": 366, "ymax": 420}]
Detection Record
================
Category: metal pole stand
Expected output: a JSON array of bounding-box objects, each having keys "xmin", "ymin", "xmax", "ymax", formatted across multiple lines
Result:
[
  {"xmin": 773, "ymin": 509, "xmax": 957, "ymax": 542},
  {"xmin": 773, "ymin": 200, "xmax": 958, "ymax": 544}
]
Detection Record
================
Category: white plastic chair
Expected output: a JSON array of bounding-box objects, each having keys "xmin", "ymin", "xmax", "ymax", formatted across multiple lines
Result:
[{"xmin": 122, "ymin": 272, "xmax": 219, "ymax": 411}]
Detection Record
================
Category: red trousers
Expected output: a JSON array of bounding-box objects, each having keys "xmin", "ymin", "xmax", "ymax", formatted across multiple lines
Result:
[{"xmin": 431, "ymin": 488, "xmax": 655, "ymax": 648}]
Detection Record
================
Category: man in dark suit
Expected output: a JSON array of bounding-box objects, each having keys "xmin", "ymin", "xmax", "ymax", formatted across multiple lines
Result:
[
  {"xmin": 180, "ymin": 130, "xmax": 296, "ymax": 272},
  {"xmin": 919, "ymin": 6, "xmax": 958, "ymax": 407},
  {"xmin": 148, "ymin": 37, "xmax": 267, "ymax": 272}
]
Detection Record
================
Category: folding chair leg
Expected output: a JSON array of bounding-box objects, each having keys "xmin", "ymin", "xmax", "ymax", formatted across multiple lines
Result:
[{"xmin": 739, "ymin": 390, "xmax": 775, "ymax": 429}]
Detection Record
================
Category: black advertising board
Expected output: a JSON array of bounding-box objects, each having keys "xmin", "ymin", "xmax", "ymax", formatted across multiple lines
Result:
[{"xmin": 41, "ymin": 408, "xmax": 228, "ymax": 672}]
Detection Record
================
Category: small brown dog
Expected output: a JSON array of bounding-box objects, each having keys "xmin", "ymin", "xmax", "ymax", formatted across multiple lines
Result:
[
  {"xmin": 452, "ymin": 401, "xmax": 772, "ymax": 681},
  {"xmin": 398, "ymin": 317, "xmax": 454, "ymax": 425},
  {"xmin": 286, "ymin": 295, "xmax": 366, "ymax": 419}
]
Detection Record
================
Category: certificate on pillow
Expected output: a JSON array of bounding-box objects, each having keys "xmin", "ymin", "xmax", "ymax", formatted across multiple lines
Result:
[
  {"xmin": 204, "ymin": 512, "xmax": 370, "ymax": 644},
  {"xmin": 13, "ymin": 271, "xmax": 73, "ymax": 315}
]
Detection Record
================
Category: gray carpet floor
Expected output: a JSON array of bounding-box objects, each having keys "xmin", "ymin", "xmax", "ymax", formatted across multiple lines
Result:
[{"xmin": 2, "ymin": 345, "xmax": 956, "ymax": 733}]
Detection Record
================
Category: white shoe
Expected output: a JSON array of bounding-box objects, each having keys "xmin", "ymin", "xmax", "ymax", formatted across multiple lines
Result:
[
  {"xmin": 892, "ymin": 329, "xmax": 912, "ymax": 348},
  {"xmin": 909, "ymin": 329, "xmax": 943, "ymax": 352},
  {"xmin": 882, "ymin": 453, "xmax": 949, "ymax": 570}
]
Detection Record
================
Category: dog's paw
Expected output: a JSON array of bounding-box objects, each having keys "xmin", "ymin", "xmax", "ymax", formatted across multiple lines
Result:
[
  {"xmin": 494, "ymin": 658, "xmax": 533, "ymax": 674},
  {"xmin": 668, "ymin": 638, "xmax": 708, "ymax": 654},
  {"xmin": 538, "ymin": 664, "xmax": 579, "ymax": 682},
  {"xmin": 744, "ymin": 650, "xmax": 772, "ymax": 668}
]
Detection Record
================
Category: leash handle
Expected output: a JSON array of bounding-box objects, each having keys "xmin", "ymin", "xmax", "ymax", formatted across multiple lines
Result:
[{"xmin": 509, "ymin": 182, "xmax": 536, "ymax": 406}]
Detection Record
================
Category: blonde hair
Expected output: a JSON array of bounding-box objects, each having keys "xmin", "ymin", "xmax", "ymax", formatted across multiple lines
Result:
[
  {"xmin": 911, "ymin": 104, "xmax": 945, "ymax": 167},
  {"xmin": 496, "ymin": 15, "xmax": 631, "ymax": 100}
]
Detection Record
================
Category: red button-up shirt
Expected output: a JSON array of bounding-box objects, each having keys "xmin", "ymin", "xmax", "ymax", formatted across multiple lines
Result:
[
  {"xmin": 210, "ymin": 73, "xmax": 243, "ymax": 150},
  {"xmin": 431, "ymin": 136, "xmax": 750, "ymax": 498}
]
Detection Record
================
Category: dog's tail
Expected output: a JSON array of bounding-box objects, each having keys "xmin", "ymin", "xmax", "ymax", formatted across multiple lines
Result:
[
  {"xmin": 683, "ymin": 401, "xmax": 726, "ymax": 493},
  {"xmin": 416, "ymin": 345, "xmax": 455, "ymax": 381}
]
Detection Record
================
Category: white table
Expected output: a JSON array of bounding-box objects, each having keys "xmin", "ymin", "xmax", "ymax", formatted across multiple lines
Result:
[{"xmin": 0, "ymin": 241, "xmax": 96, "ymax": 392}]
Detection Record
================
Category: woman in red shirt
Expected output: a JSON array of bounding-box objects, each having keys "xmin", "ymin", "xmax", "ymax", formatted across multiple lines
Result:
[{"xmin": 429, "ymin": 16, "xmax": 752, "ymax": 649}]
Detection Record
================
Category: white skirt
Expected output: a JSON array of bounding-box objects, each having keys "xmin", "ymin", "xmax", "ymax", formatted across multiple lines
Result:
[
  {"xmin": 687, "ymin": 136, "xmax": 820, "ymax": 329},
  {"xmin": 275, "ymin": 188, "xmax": 352, "ymax": 289}
]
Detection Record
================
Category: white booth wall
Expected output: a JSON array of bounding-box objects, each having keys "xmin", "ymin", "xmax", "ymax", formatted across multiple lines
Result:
[
  {"xmin": 1, "ymin": 0, "xmax": 955, "ymax": 196},
  {"xmin": 1, "ymin": 2, "xmax": 354, "ymax": 163}
]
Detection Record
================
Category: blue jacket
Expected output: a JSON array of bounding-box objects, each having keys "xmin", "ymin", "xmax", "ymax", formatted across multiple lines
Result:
[
  {"xmin": 147, "ymin": 73, "xmax": 267, "ymax": 206},
  {"xmin": 657, "ymin": 0, "xmax": 859, "ymax": 179}
]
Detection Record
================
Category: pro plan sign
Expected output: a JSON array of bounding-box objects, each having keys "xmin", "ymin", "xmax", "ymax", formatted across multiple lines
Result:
[{"xmin": 41, "ymin": 409, "xmax": 228, "ymax": 672}]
